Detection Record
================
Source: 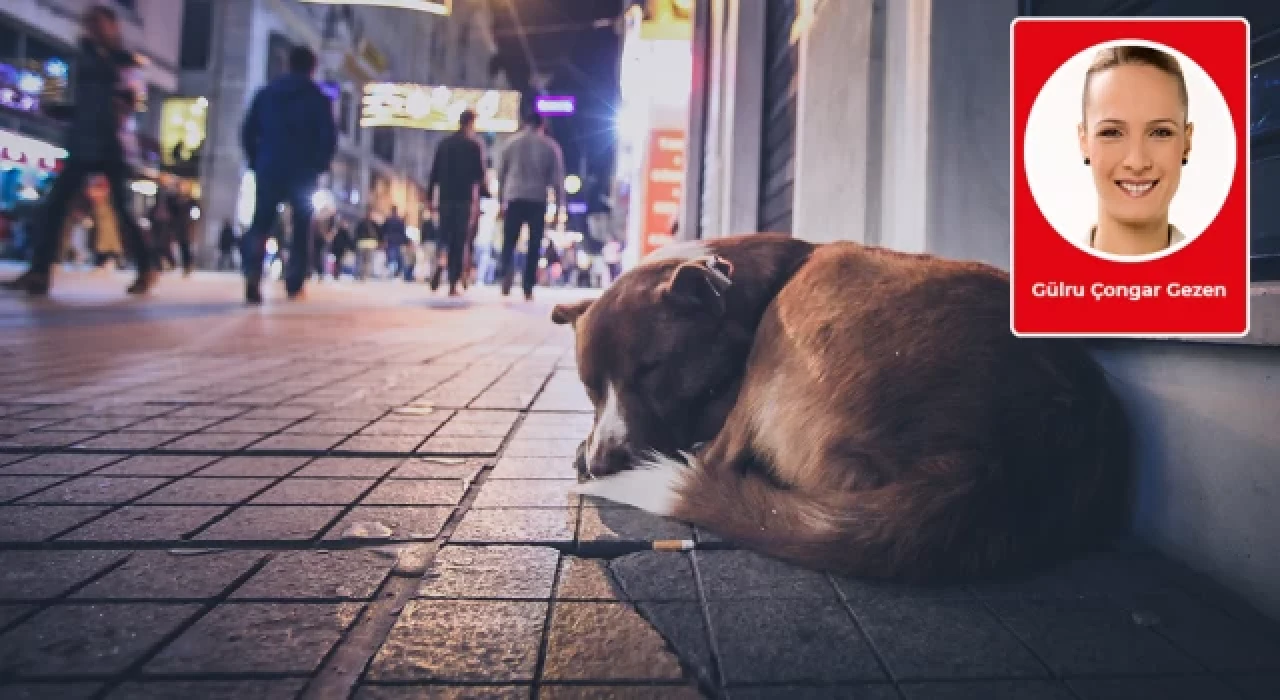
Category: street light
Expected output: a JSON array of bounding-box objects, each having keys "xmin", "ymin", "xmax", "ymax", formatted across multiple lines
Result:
[{"xmin": 564, "ymin": 174, "xmax": 582, "ymax": 195}]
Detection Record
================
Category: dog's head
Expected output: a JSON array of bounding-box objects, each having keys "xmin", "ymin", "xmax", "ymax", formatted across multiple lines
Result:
[{"xmin": 552, "ymin": 252, "xmax": 753, "ymax": 478}]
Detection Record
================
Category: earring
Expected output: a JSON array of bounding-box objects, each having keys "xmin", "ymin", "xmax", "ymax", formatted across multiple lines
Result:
[
  {"xmin": 1084, "ymin": 158, "xmax": 1091, "ymax": 165},
  {"xmin": 1182, "ymin": 157, "xmax": 1188, "ymax": 165}
]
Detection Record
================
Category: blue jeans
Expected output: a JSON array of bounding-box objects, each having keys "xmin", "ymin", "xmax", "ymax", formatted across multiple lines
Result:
[{"xmin": 242, "ymin": 175, "xmax": 315, "ymax": 293}]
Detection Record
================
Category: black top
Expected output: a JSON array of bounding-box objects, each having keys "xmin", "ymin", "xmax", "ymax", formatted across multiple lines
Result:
[{"xmin": 428, "ymin": 131, "xmax": 486, "ymax": 204}]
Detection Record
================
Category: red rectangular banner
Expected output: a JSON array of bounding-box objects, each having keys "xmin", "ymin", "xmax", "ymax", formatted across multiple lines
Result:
[{"xmin": 1010, "ymin": 18, "xmax": 1250, "ymax": 337}]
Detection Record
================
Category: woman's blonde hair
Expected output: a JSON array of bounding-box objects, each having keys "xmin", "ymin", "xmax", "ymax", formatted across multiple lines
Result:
[{"xmin": 1082, "ymin": 45, "xmax": 1189, "ymax": 121}]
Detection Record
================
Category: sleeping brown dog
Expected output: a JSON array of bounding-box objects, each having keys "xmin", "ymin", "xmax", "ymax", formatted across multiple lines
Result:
[{"xmin": 552, "ymin": 233, "xmax": 1131, "ymax": 583}]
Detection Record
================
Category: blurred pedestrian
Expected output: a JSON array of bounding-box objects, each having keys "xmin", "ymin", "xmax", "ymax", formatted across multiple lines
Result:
[
  {"xmin": 238, "ymin": 45, "xmax": 337, "ymax": 304},
  {"xmin": 426, "ymin": 109, "xmax": 486, "ymax": 296},
  {"xmin": 2, "ymin": 5, "xmax": 154, "ymax": 296},
  {"xmin": 497, "ymin": 110, "xmax": 565, "ymax": 301}
]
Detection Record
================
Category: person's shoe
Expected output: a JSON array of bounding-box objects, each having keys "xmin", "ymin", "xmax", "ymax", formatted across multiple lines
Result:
[
  {"xmin": 183, "ymin": 266, "xmax": 193, "ymax": 278},
  {"xmin": 524, "ymin": 289, "xmax": 534, "ymax": 302},
  {"xmin": 286, "ymin": 283, "xmax": 306, "ymax": 301},
  {"xmin": 448, "ymin": 283, "xmax": 461, "ymax": 297},
  {"xmin": 429, "ymin": 268, "xmax": 442, "ymax": 291},
  {"xmin": 126, "ymin": 271, "xmax": 158, "ymax": 296},
  {"xmin": 3, "ymin": 270, "xmax": 50, "ymax": 296},
  {"xmin": 245, "ymin": 279, "xmax": 263, "ymax": 305}
]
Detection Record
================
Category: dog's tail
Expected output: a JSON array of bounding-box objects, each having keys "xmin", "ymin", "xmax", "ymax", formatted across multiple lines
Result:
[{"xmin": 574, "ymin": 453, "xmax": 1042, "ymax": 583}]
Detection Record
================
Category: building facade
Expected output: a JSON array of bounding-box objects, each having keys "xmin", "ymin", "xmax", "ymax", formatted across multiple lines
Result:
[
  {"xmin": 177, "ymin": 0, "xmax": 502, "ymax": 263},
  {"xmin": 683, "ymin": 0, "xmax": 1280, "ymax": 619}
]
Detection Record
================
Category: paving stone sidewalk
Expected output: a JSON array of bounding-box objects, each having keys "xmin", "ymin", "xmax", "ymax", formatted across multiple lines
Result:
[{"xmin": 0, "ymin": 270, "xmax": 1277, "ymax": 700}]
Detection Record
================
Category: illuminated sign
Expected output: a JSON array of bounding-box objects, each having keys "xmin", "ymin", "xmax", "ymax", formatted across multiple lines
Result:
[
  {"xmin": 361, "ymin": 84, "xmax": 522, "ymax": 133},
  {"xmin": 567, "ymin": 201, "xmax": 588, "ymax": 215},
  {"xmin": 298, "ymin": 0, "xmax": 450, "ymax": 15},
  {"xmin": 0, "ymin": 128, "xmax": 67, "ymax": 171},
  {"xmin": 535, "ymin": 95, "xmax": 576, "ymax": 116},
  {"xmin": 641, "ymin": 128, "xmax": 685, "ymax": 258},
  {"xmin": 160, "ymin": 97, "xmax": 209, "ymax": 167}
]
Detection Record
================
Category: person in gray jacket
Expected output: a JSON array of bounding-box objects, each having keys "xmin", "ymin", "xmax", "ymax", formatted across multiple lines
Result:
[{"xmin": 497, "ymin": 111, "xmax": 565, "ymax": 301}]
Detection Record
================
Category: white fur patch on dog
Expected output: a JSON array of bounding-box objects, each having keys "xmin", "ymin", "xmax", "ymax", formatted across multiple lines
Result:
[
  {"xmin": 571, "ymin": 451, "xmax": 694, "ymax": 516},
  {"xmin": 585, "ymin": 384, "xmax": 626, "ymax": 465}
]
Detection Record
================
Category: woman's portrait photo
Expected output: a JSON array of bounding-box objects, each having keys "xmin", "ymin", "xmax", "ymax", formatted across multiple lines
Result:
[{"xmin": 1022, "ymin": 39, "xmax": 1237, "ymax": 262}]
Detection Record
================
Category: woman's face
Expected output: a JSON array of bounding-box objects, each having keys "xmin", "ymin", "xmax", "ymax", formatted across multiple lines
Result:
[{"xmin": 1078, "ymin": 64, "xmax": 1192, "ymax": 228}]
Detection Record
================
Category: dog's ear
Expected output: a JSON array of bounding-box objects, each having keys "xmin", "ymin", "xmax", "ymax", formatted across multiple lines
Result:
[
  {"xmin": 551, "ymin": 299, "xmax": 593, "ymax": 326},
  {"xmin": 661, "ymin": 254, "xmax": 734, "ymax": 315}
]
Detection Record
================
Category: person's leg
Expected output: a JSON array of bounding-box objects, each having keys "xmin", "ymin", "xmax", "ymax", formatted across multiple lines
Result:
[
  {"xmin": 523, "ymin": 204, "xmax": 546, "ymax": 299},
  {"xmin": 440, "ymin": 203, "xmax": 467, "ymax": 291},
  {"xmin": 285, "ymin": 183, "xmax": 314, "ymax": 296},
  {"xmin": 241, "ymin": 179, "xmax": 284, "ymax": 301},
  {"xmin": 102, "ymin": 163, "xmax": 155, "ymax": 292},
  {"xmin": 499, "ymin": 204, "xmax": 522, "ymax": 295},
  {"xmin": 19, "ymin": 162, "xmax": 89, "ymax": 285}
]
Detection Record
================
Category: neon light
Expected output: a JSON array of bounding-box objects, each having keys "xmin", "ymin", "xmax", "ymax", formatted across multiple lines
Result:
[
  {"xmin": 536, "ymin": 96, "xmax": 576, "ymax": 115},
  {"xmin": 361, "ymin": 84, "xmax": 521, "ymax": 132},
  {"xmin": 297, "ymin": 0, "xmax": 450, "ymax": 16}
]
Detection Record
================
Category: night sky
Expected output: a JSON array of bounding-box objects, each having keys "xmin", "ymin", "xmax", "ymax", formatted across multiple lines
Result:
[{"xmin": 488, "ymin": 0, "xmax": 629, "ymax": 207}]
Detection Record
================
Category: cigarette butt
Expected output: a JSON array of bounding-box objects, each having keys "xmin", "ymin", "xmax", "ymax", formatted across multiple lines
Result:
[{"xmin": 652, "ymin": 539, "xmax": 696, "ymax": 552}]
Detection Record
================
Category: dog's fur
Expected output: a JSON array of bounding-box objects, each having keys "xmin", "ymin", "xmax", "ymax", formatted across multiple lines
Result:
[{"xmin": 553, "ymin": 234, "xmax": 1131, "ymax": 583}]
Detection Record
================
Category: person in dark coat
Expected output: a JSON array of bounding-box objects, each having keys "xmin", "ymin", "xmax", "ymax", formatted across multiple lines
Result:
[
  {"xmin": 381, "ymin": 206, "xmax": 408, "ymax": 278},
  {"xmin": 2, "ymin": 5, "xmax": 154, "ymax": 296},
  {"xmin": 218, "ymin": 220, "xmax": 238, "ymax": 270},
  {"xmin": 427, "ymin": 109, "xmax": 487, "ymax": 296},
  {"xmin": 238, "ymin": 45, "xmax": 337, "ymax": 304}
]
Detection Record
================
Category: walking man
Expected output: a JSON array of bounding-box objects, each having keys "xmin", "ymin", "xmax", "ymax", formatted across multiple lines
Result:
[
  {"xmin": 497, "ymin": 111, "xmax": 565, "ymax": 301},
  {"xmin": 426, "ymin": 109, "xmax": 487, "ymax": 296},
  {"xmin": 239, "ymin": 45, "xmax": 337, "ymax": 304},
  {"xmin": 2, "ymin": 5, "xmax": 154, "ymax": 296}
]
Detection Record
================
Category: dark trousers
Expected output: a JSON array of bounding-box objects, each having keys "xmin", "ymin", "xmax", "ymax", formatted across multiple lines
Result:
[
  {"xmin": 438, "ymin": 201, "xmax": 472, "ymax": 286},
  {"xmin": 242, "ymin": 176, "xmax": 314, "ymax": 292},
  {"xmin": 31, "ymin": 159, "xmax": 149, "ymax": 275},
  {"xmin": 501, "ymin": 199, "xmax": 546, "ymax": 294}
]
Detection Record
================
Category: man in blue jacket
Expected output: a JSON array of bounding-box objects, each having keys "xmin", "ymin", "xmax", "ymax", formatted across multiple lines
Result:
[{"xmin": 239, "ymin": 46, "xmax": 337, "ymax": 304}]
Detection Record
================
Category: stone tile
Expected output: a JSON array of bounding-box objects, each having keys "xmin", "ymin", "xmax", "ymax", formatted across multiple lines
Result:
[
  {"xmin": 215, "ymin": 417, "xmax": 299, "ymax": 433},
  {"xmin": 72, "ymin": 550, "xmax": 263, "ymax": 600},
  {"xmin": 194, "ymin": 506, "xmax": 343, "ymax": 541},
  {"xmin": 363, "ymin": 479, "xmax": 467, "ymax": 506},
  {"xmin": 20, "ymin": 476, "xmax": 169, "ymax": 504},
  {"xmin": 0, "ymin": 603, "xmax": 198, "ymax": 676},
  {"xmin": 434, "ymin": 421, "xmax": 518, "ymax": 437},
  {"xmin": 252, "ymin": 434, "xmax": 346, "ymax": 452},
  {"xmin": 474, "ymin": 480, "xmax": 578, "ymax": 508},
  {"xmin": 730, "ymin": 686, "xmax": 899, "ymax": 700},
  {"xmin": 0, "ymin": 683, "xmax": 105, "ymax": 700},
  {"xmin": 450, "ymin": 410, "xmax": 520, "ymax": 425},
  {"xmin": 285, "ymin": 419, "xmax": 371, "ymax": 435},
  {"xmin": 502, "ymin": 440, "xmax": 582, "ymax": 458},
  {"xmin": 558, "ymin": 557, "xmax": 624, "ymax": 601},
  {"xmin": 61, "ymin": 506, "xmax": 226, "ymax": 542},
  {"xmin": 366, "ymin": 600, "xmax": 547, "ymax": 682},
  {"xmin": 0, "ymin": 431, "xmax": 99, "ymax": 448},
  {"xmin": 47, "ymin": 415, "xmax": 150, "ymax": 432},
  {"xmin": 986, "ymin": 596, "xmax": 1196, "ymax": 675},
  {"xmin": 0, "ymin": 453, "xmax": 123, "ymax": 476},
  {"xmin": 163, "ymin": 432, "xmax": 265, "ymax": 451},
  {"xmin": 323, "ymin": 506, "xmax": 453, "ymax": 541},
  {"xmin": 106, "ymin": 680, "xmax": 308, "ymax": 700},
  {"xmin": 139, "ymin": 477, "xmax": 274, "ymax": 505},
  {"xmin": 251, "ymin": 478, "xmax": 374, "ymax": 505},
  {"xmin": 540, "ymin": 687, "xmax": 703, "ymax": 700},
  {"xmin": 542, "ymin": 602, "xmax": 685, "ymax": 682},
  {"xmin": 0, "ymin": 418, "xmax": 58, "ymax": 433},
  {"xmin": 0, "ymin": 452, "xmax": 33, "ymax": 466},
  {"xmin": 0, "ymin": 550, "xmax": 127, "ymax": 600},
  {"xmin": 709, "ymin": 600, "xmax": 887, "ymax": 683},
  {"xmin": 94, "ymin": 455, "xmax": 219, "ymax": 477},
  {"xmin": 1120, "ymin": 590, "xmax": 1280, "ymax": 672},
  {"xmin": 899, "ymin": 681, "xmax": 1075, "ymax": 700},
  {"xmin": 610, "ymin": 552, "xmax": 700, "ymax": 601},
  {"xmin": 242, "ymin": 407, "xmax": 316, "ymax": 420},
  {"xmin": 294, "ymin": 458, "xmax": 404, "ymax": 478},
  {"xmin": 232, "ymin": 549, "xmax": 396, "ymax": 600},
  {"xmin": 145, "ymin": 602, "xmax": 363, "ymax": 674},
  {"xmin": 518, "ymin": 414, "xmax": 594, "ymax": 432},
  {"xmin": 694, "ymin": 550, "xmax": 837, "ymax": 600},
  {"xmin": 168, "ymin": 405, "xmax": 249, "ymax": 419},
  {"xmin": 0, "ymin": 604, "xmax": 34, "ymax": 630},
  {"xmin": 338, "ymin": 435, "xmax": 427, "ymax": 453},
  {"xmin": 419, "ymin": 546, "xmax": 559, "ymax": 599},
  {"xmin": 1228, "ymin": 673, "xmax": 1280, "ymax": 700},
  {"xmin": 857, "ymin": 598, "xmax": 1048, "ymax": 680},
  {"xmin": 969, "ymin": 552, "xmax": 1183, "ymax": 599},
  {"xmin": 392, "ymin": 459, "xmax": 484, "ymax": 481},
  {"xmin": 125, "ymin": 416, "xmax": 223, "ymax": 433},
  {"xmin": 1068, "ymin": 676, "xmax": 1246, "ymax": 700},
  {"xmin": 632, "ymin": 602, "xmax": 716, "ymax": 688},
  {"xmin": 196, "ymin": 456, "xmax": 310, "ymax": 477},
  {"xmin": 452, "ymin": 508, "xmax": 578, "ymax": 545},
  {"xmin": 833, "ymin": 575, "xmax": 973, "ymax": 606},
  {"xmin": 355, "ymin": 685, "xmax": 531, "ymax": 699},
  {"xmin": 419, "ymin": 436, "xmax": 505, "ymax": 455},
  {"xmin": 0, "ymin": 505, "xmax": 112, "ymax": 542},
  {"xmin": 490, "ymin": 457, "xmax": 577, "ymax": 480},
  {"xmin": 76, "ymin": 432, "xmax": 175, "ymax": 450},
  {"xmin": 0, "ymin": 475, "xmax": 64, "ymax": 502},
  {"xmin": 578, "ymin": 506, "xmax": 693, "ymax": 544},
  {"xmin": 359, "ymin": 419, "xmax": 448, "ymax": 437}
]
